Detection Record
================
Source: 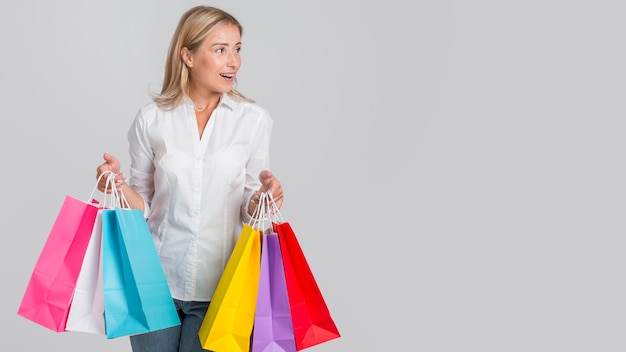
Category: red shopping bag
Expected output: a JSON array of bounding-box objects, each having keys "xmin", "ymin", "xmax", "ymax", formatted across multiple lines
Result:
[
  {"xmin": 273, "ymin": 222, "xmax": 340, "ymax": 350},
  {"xmin": 17, "ymin": 172, "xmax": 116, "ymax": 332}
]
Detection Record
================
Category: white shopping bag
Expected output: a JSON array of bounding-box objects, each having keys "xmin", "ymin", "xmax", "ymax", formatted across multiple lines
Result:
[{"xmin": 64, "ymin": 209, "xmax": 106, "ymax": 334}]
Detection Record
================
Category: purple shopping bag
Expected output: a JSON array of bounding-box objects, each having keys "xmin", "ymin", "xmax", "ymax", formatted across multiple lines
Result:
[{"xmin": 251, "ymin": 232, "xmax": 296, "ymax": 352}]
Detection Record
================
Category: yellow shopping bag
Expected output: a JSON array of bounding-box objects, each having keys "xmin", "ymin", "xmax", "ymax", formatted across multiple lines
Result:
[{"xmin": 198, "ymin": 223, "xmax": 262, "ymax": 351}]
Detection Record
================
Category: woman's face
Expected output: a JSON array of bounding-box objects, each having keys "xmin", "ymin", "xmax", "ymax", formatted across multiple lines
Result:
[{"xmin": 184, "ymin": 23, "xmax": 241, "ymax": 96}]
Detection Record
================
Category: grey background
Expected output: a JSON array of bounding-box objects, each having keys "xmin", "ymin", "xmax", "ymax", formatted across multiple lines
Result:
[{"xmin": 2, "ymin": 0, "xmax": 624, "ymax": 351}]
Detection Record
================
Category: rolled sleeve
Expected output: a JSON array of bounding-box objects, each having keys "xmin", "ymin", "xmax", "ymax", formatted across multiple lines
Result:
[
  {"xmin": 127, "ymin": 106, "xmax": 156, "ymax": 218},
  {"xmin": 240, "ymin": 107, "xmax": 273, "ymax": 222}
]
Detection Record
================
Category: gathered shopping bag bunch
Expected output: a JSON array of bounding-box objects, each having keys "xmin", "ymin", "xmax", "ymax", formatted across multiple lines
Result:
[
  {"xmin": 18, "ymin": 171, "xmax": 180, "ymax": 338},
  {"xmin": 199, "ymin": 191, "xmax": 340, "ymax": 351}
]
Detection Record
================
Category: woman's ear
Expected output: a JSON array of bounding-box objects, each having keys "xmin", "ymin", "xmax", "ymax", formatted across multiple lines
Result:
[{"xmin": 181, "ymin": 47, "xmax": 193, "ymax": 68}]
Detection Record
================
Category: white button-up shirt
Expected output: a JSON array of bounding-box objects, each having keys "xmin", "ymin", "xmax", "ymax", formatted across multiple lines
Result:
[{"xmin": 127, "ymin": 93, "xmax": 272, "ymax": 301}]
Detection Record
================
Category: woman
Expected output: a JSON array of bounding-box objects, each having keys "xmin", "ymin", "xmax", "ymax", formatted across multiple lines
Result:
[{"xmin": 95, "ymin": 5, "xmax": 284, "ymax": 351}]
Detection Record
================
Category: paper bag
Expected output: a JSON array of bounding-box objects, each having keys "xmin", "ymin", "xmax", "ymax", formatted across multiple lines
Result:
[
  {"xmin": 65, "ymin": 210, "xmax": 106, "ymax": 334},
  {"xmin": 101, "ymin": 207, "xmax": 180, "ymax": 338},
  {"xmin": 17, "ymin": 195, "xmax": 100, "ymax": 332},
  {"xmin": 198, "ymin": 223, "xmax": 262, "ymax": 351},
  {"xmin": 251, "ymin": 232, "xmax": 296, "ymax": 352},
  {"xmin": 274, "ymin": 221, "xmax": 341, "ymax": 350}
]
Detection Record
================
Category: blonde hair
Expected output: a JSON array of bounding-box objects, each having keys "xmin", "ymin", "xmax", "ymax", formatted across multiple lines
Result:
[{"xmin": 152, "ymin": 6, "xmax": 253, "ymax": 110}]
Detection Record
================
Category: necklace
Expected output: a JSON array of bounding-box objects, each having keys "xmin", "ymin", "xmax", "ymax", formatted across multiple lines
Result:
[
  {"xmin": 189, "ymin": 96, "xmax": 208, "ymax": 112},
  {"xmin": 193, "ymin": 102, "xmax": 207, "ymax": 112}
]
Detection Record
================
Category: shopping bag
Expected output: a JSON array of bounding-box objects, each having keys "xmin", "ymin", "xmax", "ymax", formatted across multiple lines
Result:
[
  {"xmin": 17, "ymin": 172, "xmax": 113, "ymax": 332},
  {"xmin": 101, "ymin": 190, "xmax": 180, "ymax": 339},
  {"xmin": 198, "ymin": 200, "xmax": 264, "ymax": 351},
  {"xmin": 269, "ymin": 195, "xmax": 340, "ymax": 350},
  {"xmin": 251, "ymin": 232, "xmax": 296, "ymax": 352},
  {"xmin": 64, "ymin": 210, "xmax": 106, "ymax": 334}
]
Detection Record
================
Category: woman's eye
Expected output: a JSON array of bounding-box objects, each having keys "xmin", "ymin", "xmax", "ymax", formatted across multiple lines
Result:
[
  {"xmin": 215, "ymin": 48, "xmax": 224, "ymax": 54},
  {"xmin": 235, "ymin": 47, "xmax": 241, "ymax": 53}
]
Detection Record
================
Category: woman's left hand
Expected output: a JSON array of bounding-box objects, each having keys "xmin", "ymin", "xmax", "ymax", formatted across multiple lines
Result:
[{"xmin": 254, "ymin": 170, "xmax": 283, "ymax": 209}]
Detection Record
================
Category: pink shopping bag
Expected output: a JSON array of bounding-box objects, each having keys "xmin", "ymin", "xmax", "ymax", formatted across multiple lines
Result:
[{"xmin": 17, "ymin": 195, "xmax": 100, "ymax": 332}]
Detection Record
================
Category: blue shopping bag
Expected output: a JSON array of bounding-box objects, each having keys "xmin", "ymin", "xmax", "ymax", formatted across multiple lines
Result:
[{"xmin": 101, "ymin": 207, "xmax": 180, "ymax": 339}]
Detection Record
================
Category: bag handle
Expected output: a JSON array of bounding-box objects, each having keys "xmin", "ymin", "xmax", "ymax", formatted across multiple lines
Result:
[
  {"xmin": 249, "ymin": 191, "xmax": 265, "ymax": 230},
  {"xmin": 265, "ymin": 190, "xmax": 284, "ymax": 224},
  {"xmin": 249, "ymin": 191, "xmax": 272, "ymax": 233},
  {"xmin": 116, "ymin": 185, "xmax": 131, "ymax": 209},
  {"xmin": 91, "ymin": 171, "xmax": 132, "ymax": 210},
  {"xmin": 103, "ymin": 172, "xmax": 122, "ymax": 209},
  {"xmin": 88, "ymin": 170, "xmax": 120, "ymax": 208}
]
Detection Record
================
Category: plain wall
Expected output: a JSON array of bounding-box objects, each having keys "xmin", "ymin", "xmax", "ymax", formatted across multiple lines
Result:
[{"xmin": 2, "ymin": 1, "xmax": 625, "ymax": 351}]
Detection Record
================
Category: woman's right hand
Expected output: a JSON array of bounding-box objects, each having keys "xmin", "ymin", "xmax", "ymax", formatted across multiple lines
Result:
[{"xmin": 96, "ymin": 152, "xmax": 125, "ymax": 193}]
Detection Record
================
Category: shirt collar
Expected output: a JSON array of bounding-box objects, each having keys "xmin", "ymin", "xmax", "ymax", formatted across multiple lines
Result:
[
  {"xmin": 182, "ymin": 92, "xmax": 238, "ymax": 111},
  {"xmin": 218, "ymin": 92, "xmax": 237, "ymax": 111}
]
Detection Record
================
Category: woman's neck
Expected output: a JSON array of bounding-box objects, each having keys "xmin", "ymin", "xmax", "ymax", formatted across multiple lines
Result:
[{"xmin": 188, "ymin": 91, "xmax": 221, "ymax": 112}]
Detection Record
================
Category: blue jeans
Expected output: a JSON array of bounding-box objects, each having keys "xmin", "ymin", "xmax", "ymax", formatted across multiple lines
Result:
[{"xmin": 129, "ymin": 299, "xmax": 213, "ymax": 352}]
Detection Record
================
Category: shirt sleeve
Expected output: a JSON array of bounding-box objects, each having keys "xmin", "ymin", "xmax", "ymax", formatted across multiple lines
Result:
[
  {"xmin": 127, "ymin": 106, "xmax": 156, "ymax": 218},
  {"xmin": 241, "ymin": 106, "xmax": 274, "ymax": 224}
]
